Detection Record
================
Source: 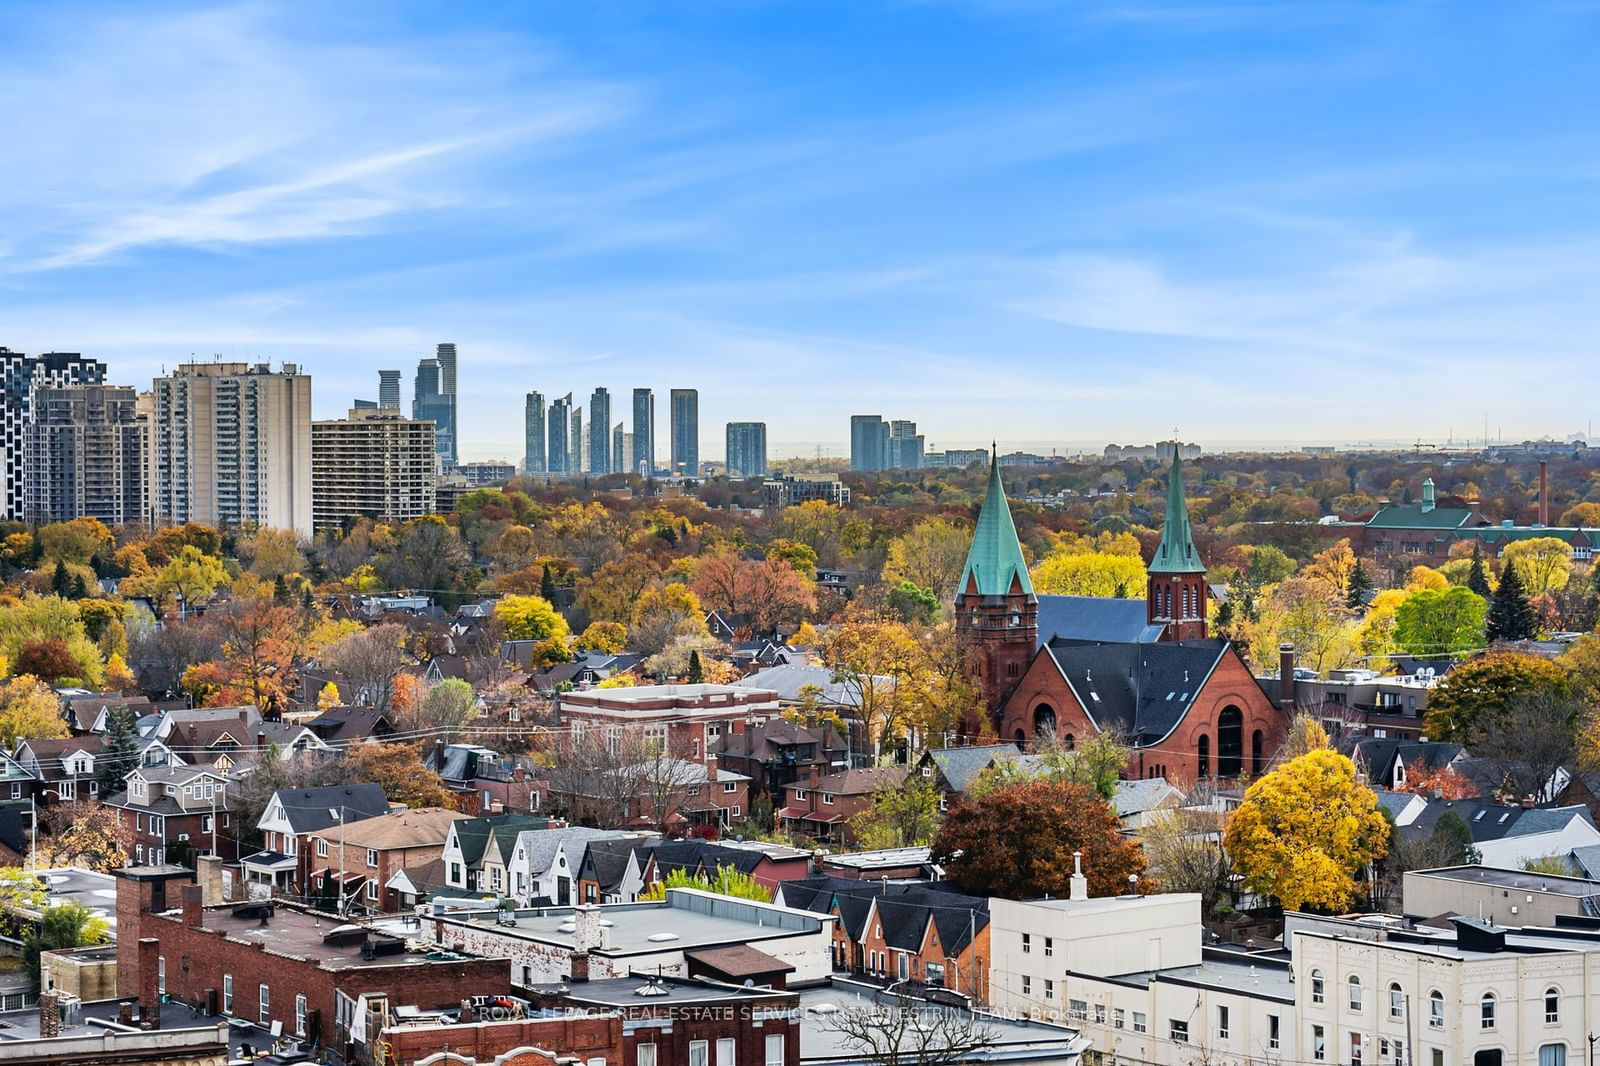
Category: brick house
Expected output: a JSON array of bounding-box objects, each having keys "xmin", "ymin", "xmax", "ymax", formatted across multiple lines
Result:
[
  {"xmin": 105, "ymin": 765, "xmax": 240, "ymax": 866},
  {"xmin": 713, "ymin": 719, "xmax": 848, "ymax": 807},
  {"xmin": 114, "ymin": 866, "xmax": 511, "ymax": 1049},
  {"xmin": 557, "ymin": 684, "xmax": 783, "ymax": 769},
  {"xmin": 778, "ymin": 767, "xmax": 905, "ymax": 844},
  {"xmin": 302, "ymin": 806, "xmax": 468, "ymax": 913},
  {"xmin": 529, "ymin": 757, "xmax": 751, "ymax": 836},
  {"xmin": 775, "ymin": 876, "xmax": 990, "ymax": 1001}
]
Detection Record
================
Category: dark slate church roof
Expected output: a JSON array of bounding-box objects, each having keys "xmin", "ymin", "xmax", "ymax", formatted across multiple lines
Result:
[
  {"xmin": 1036, "ymin": 595, "xmax": 1165, "ymax": 646},
  {"xmin": 1040, "ymin": 638, "xmax": 1239, "ymax": 745}
]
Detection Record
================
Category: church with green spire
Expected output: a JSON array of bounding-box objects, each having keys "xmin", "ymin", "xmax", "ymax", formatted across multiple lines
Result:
[{"xmin": 1145, "ymin": 450, "xmax": 1211, "ymax": 642}]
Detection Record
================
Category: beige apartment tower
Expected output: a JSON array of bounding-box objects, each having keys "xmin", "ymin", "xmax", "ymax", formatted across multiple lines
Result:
[
  {"xmin": 150, "ymin": 362, "xmax": 314, "ymax": 537},
  {"xmin": 311, "ymin": 408, "xmax": 437, "ymax": 531}
]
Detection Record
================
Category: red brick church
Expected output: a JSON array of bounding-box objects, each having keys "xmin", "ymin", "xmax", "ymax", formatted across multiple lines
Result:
[{"xmin": 956, "ymin": 451, "xmax": 1285, "ymax": 783}]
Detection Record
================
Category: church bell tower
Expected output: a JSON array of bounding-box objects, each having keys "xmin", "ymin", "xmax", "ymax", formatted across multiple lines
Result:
[
  {"xmin": 955, "ymin": 450, "xmax": 1038, "ymax": 717},
  {"xmin": 1147, "ymin": 448, "xmax": 1209, "ymax": 641}
]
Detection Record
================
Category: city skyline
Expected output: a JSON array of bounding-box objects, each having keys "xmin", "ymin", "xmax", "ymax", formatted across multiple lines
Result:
[{"xmin": 2, "ymin": 4, "xmax": 1596, "ymax": 453}]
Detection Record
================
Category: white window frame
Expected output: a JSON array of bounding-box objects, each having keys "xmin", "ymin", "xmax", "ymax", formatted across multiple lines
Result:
[
  {"xmin": 717, "ymin": 1037, "xmax": 736, "ymax": 1066},
  {"xmin": 637, "ymin": 1044, "xmax": 657, "ymax": 1066},
  {"xmin": 296, "ymin": 994, "xmax": 307, "ymax": 1037},
  {"xmin": 764, "ymin": 1033, "xmax": 784, "ymax": 1066},
  {"xmin": 260, "ymin": 983, "xmax": 270, "ymax": 1025},
  {"xmin": 222, "ymin": 974, "xmax": 233, "ymax": 1014},
  {"xmin": 689, "ymin": 1041, "xmax": 709, "ymax": 1066}
]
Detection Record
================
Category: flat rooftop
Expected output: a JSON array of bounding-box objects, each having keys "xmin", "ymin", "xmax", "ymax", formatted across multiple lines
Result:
[
  {"xmin": 821, "ymin": 847, "xmax": 932, "ymax": 870},
  {"xmin": 182, "ymin": 904, "xmax": 478, "ymax": 971},
  {"xmin": 795, "ymin": 980, "xmax": 1083, "ymax": 1064},
  {"xmin": 1411, "ymin": 865, "xmax": 1600, "ymax": 898},
  {"xmin": 0, "ymin": 997, "xmax": 274, "ymax": 1059},
  {"xmin": 1105, "ymin": 951, "xmax": 1296, "ymax": 1004},
  {"xmin": 39, "ymin": 868, "xmax": 119, "ymax": 931},
  {"xmin": 534, "ymin": 975, "xmax": 792, "ymax": 1009}
]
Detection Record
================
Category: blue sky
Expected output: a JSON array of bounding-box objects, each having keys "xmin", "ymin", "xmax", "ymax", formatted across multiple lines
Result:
[{"xmin": 2, "ymin": 1, "xmax": 1596, "ymax": 460}]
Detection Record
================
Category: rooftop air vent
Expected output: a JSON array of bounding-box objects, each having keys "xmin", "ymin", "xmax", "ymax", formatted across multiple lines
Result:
[{"xmin": 647, "ymin": 932, "xmax": 679, "ymax": 943}]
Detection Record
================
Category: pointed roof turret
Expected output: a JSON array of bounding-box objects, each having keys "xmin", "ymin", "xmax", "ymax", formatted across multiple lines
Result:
[
  {"xmin": 1149, "ymin": 450, "xmax": 1206, "ymax": 574},
  {"xmin": 959, "ymin": 450, "xmax": 1035, "ymax": 598}
]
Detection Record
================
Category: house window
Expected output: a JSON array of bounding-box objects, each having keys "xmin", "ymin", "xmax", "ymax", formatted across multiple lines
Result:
[
  {"xmin": 1546, "ymin": 987, "xmax": 1560, "ymax": 1024},
  {"xmin": 1350, "ymin": 1032, "xmax": 1363, "ymax": 1064},
  {"xmin": 1043, "ymin": 936, "xmax": 1053, "ymax": 957},
  {"xmin": 1312, "ymin": 1024, "xmax": 1326, "ymax": 1061},
  {"xmin": 822, "ymin": 793, "xmax": 835, "ymax": 804},
  {"xmin": 1349, "ymin": 975, "xmax": 1363, "ymax": 1011},
  {"xmin": 451, "ymin": 863, "xmax": 462, "ymax": 883},
  {"xmin": 1132, "ymin": 1012, "xmax": 1147, "ymax": 1034},
  {"xmin": 1541, "ymin": 1046, "xmax": 1568, "ymax": 1066},
  {"xmin": 1431, "ymin": 1051, "xmax": 1444, "ymax": 1066},
  {"xmin": 1066, "ymin": 998, "xmax": 1084, "ymax": 1018},
  {"xmin": 717, "ymin": 1038, "xmax": 736, "ymax": 1066},
  {"xmin": 1170, "ymin": 1019, "xmax": 1188, "ymax": 1044},
  {"xmin": 1021, "ymin": 933, "xmax": 1031, "ymax": 953},
  {"xmin": 765, "ymin": 1034, "xmax": 785, "ymax": 1066},
  {"xmin": 222, "ymin": 975, "xmax": 233, "ymax": 1014},
  {"xmin": 1429, "ymin": 990, "xmax": 1444, "ymax": 1027},
  {"xmin": 295, "ymin": 994, "xmax": 307, "ymax": 1037},
  {"xmin": 1113, "ymin": 1008, "xmax": 1125, "ymax": 1029},
  {"xmin": 260, "ymin": 983, "xmax": 270, "ymax": 1025},
  {"xmin": 723, "ymin": 782, "xmax": 738, "ymax": 793},
  {"xmin": 366, "ymin": 849, "xmax": 378, "ymax": 867},
  {"xmin": 1268, "ymin": 1014, "xmax": 1279, "ymax": 1050},
  {"xmin": 158, "ymin": 956, "xmax": 166, "ymax": 995},
  {"xmin": 1021, "ymin": 976, "xmax": 1031, "ymax": 996},
  {"xmin": 1092, "ymin": 1003, "xmax": 1105, "ymax": 1024},
  {"xmin": 1043, "ymin": 979, "xmax": 1054, "ymax": 1001},
  {"xmin": 690, "ymin": 1041, "xmax": 709, "ymax": 1066},
  {"xmin": 1311, "ymin": 969, "xmax": 1324, "ymax": 1004},
  {"xmin": 201, "ymin": 815, "xmax": 214, "ymax": 834},
  {"xmin": 1390, "ymin": 982, "xmax": 1404, "ymax": 1019},
  {"xmin": 366, "ymin": 880, "xmax": 378, "ymax": 901},
  {"xmin": 1481, "ymin": 992, "xmax": 1496, "ymax": 1030},
  {"xmin": 318, "ymin": 840, "xmax": 328, "ymax": 857},
  {"xmin": 795, "ymin": 789, "xmax": 808, "ymax": 801},
  {"xmin": 637, "ymin": 1044, "xmax": 657, "ymax": 1066},
  {"xmin": 1217, "ymin": 1005, "xmax": 1229, "ymax": 1039}
]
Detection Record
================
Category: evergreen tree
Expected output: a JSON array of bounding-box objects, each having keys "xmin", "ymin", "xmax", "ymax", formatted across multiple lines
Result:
[
  {"xmin": 89, "ymin": 554, "xmax": 107, "ymax": 579},
  {"xmin": 302, "ymin": 586, "xmax": 314, "ymax": 610},
  {"xmin": 98, "ymin": 706, "xmax": 141, "ymax": 796},
  {"xmin": 1485, "ymin": 557, "xmax": 1536, "ymax": 643},
  {"xmin": 1346, "ymin": 559, "xmax": 1373, "ymax": 609},
  {"xmin": 70, "ymin": 572, "xmax": 89, "ymax": 599},
  {"xmin": 51, "ymin": 561, "xmax": 72, "ymax": 597},
  {"xmin": 273, "ymin": 574, "xmax": 290, "ymax": 604},
  {"xmin": 540, "ymin": 563, "xmax": 556, "ymax": 601},
  {"xmin": 686, "ymin": 649, "xmax": 705, "ymax": 683},
  {"xmin": 1465, "ymin": 542, "xmax": 1492, "ymax": 599},
  {"xmin": 27, "ymin": 532, "xmax": 43, "ymax": 568}
]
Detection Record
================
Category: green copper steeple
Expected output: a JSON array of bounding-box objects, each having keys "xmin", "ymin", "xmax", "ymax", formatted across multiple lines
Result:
[
  {"xmin": 1149, "ymin": 450, "xmax": 1206, "ymax": 574},
  {"xmin": 959, "ymin": 451, "xmax": 1035, "ymax": 598}
]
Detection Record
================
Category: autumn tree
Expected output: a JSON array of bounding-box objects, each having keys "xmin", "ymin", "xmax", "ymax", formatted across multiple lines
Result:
[
  {"xmin": 45, "ymin": 802, "xmax": 132, "ymax": 872},
  {"xmin": 1393, "ymin": 759, "xmax": 1477, "ymax": 800},
  {"xmin": 848, "ymin": 774, "xmax": 942, "ymax": 849},
  {"xmin": 822, "ymin": 618, "xmax": 924, "ymax": 761},
  {"xmin": 24, "ymin": 899, "xmax": 110, "ymax": 972},
  {"xmin": 692, "ymin": 552, "xmax": 817, "ymax": 637},
  {"xmin": 322, "ymin": 623, "xmax": 410, "ymax": 712},
  {"xmin": 575, "ymin": 556, "xmax": 661, "ymax": 625},
  {"xmin": 15, "ymin": 638, "xmax": 84, "ymax": 683},
  {"xmin": 377, "ymin": 516, "xmax": 471, "ymax": 594},
  {"xmin": 193, "ymin": 597, "xmax": 298, "ymax": 711},
  {"xmin": 0, "ymin": 595, "xmax": 105, "ymax": 688},
  {"xmin": 239, "ymin": 527, "xmax": 308, "ymax": 580},
  {"xmin": 495, "ymin": 595, "xmax": 571, "ymax": 642},
  {"xmin": 0, "ymin": 676, "xmax": 69, "ymax": 749},
  {"xmin": 1423, "ymin": 651, "xmax": 1568, "ymax": 744},
  {"xmin": 344, "ymin": 742, "xmax": 456, "ymax": 809},
  {"xmin": 410, "ymin": 678, "xmax": 478, "ymax": 739},
  {"xmin": 881, "ymin": 518, "xmax": 972, "ymax": 603},
  {"xmin": 631, "ymin": 583, "xmax": 706, "ymax": 656},
  {"xmin": 1030, "ymin": 551, "xmax": 1145, "ymax": 599},
  {"xmin": 1223, "ymin": 749, "xmax": 1389, "ymax": 912},
  {"xmin": 575, "ymin": 621, "xmax": 627, "ymax": 654},
  {"xmin": 154, "ymin": 546, "xmax": 228, "ymax": 609},
  {"xmin": 1392, "ymin": 586, "xmax": 1486, "ymax": 659},
  {"xmin": 931, "ymin": 780, "xmax": 1147, "ymax": 899},
  {"xmin": 1502, "ymin": 536, "xmax": 1574, "ymax": 598}
]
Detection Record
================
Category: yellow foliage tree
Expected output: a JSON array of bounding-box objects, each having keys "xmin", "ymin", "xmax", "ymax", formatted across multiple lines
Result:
[
  {"xmin": 1405, "ymin": 565, "xmax": 1449, "ymax": 592},
  {"xmin": 1030, "ymin": 551, "xmax": 1145, "ymax": 599},
  {"xmin": 1502, "ymin": 536, "xmax": 1574, "ymax": 598},
  {"xmin": 0, "ymin": 676, "xmax": 70, "ymax": 749},
  {"xmin": 1224, "ymin": 749, "xmax": 1389, "ymax": 912},
  {"xmin": 494, "ymin": 595, "xmax": 571, "ymax": 642},
  {"xmin": 104, "ymin": 653, "xmax": 137, "ymax": 694},
  {"xmin": 317, "ymin": 681, "xmax": 343, "ymax": 711}
]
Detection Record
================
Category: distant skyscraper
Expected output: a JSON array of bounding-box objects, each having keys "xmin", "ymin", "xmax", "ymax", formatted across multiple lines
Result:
[
  {"xmin": 887, "ymin": 420, "xmax": 925, "ymax": 469},
  {"xmin": 436, "ymin": 342, "xmax": 458, "ymax": 465},
  {"xmin": 353, "ymin": 399, "xmax": 378, "ymax": 409},
  {"xmin": 612, "ymin": 422, "xmax": 627, "ymax": 476},
  {"xmin": 378, "ymin": 369, "xmax": 401, "ymax": 410},
  {"xmin": 547, "ymin": 394, "xmax": 571, "ymax": 474},
  {"xmin": 725, "ymin": 422, "xmax": 768, "ymax": 478},
  {"xmin": 632, "ymin": 388, "xmax": 655, "ymax": 476},
  {"xmin": 24, "ymin": 384, "xmax": 145, "ymax": 526},
  {"xmin": 524, "ymin": 391, "xmax": 546, "ymax": 474},
  {"xmin": 588, "ymin": 387, "xmax": 611, "ymax": 475},
  {"xmin": 850, "ymin": 415, "xmax": 889, "ymax": 472},
  {"xmin": 1, "ymin": 348, "xmax": 106, "ymax": 520},
  {"xmin": 412, "ymin": 357, "xmax": 453, "ymax": 469},
  {"xmin": 670, "ymin": 389, "xmax": 699, "ymax": 477},
  {"xmin": 151, "ymin": 362, "xmax": 313, "ymax": 536},
  {"xmin": 571, "ymin": 407, "xmax": 584, "ymax": 475}
]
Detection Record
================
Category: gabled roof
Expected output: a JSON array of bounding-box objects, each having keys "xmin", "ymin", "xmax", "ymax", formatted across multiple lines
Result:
[
  {"xmin": 779, "ymin": 875, "xmax": 989, "ymax": 954},
  {"xmin": 1148, "ymin": 451, "xmax": 1206, "ymax": 574},
  {"xmin": 1111, "ymin": 777, "xmax": 1183, "ymax": 817},
  {"xmin": 1036, "ymin": 595, "xmax": 1164, "ymax": 646},
  {"xmin": 1040, "ymin": 638, "xmax": 1231, "ymax": 744},
  {"xmin": 807, "ymin": 766, "xmax": 906, "ymax": 797},
  {"xmin": 1407, "ymin": 799, "xmax": 1595, "ymax": 843},
  {"xmin": 1366, "ymin": 503, "xmax": 1478, "ymax": 530},
  {"xmin": 717, "ymin": 719, "xmax": 843, "ymax": 761},
  {"xmin": 451, "ymin": 813, "xmax": 557, "ymax": 867},
  {"xmin": 270, "ymin": 783, "xmax": 390, "ymax": 835},
  {"xmin": 735, "ymin": 663, "xmax": 889, "ymax": 709},
  {"xmin": 580, "ymin": 836, "xmax": 655, "ymax": 892},
  {"xmin": 312, "ymin": 807, "xmax": 466, "ymax": 850},
  {"xmin": 513, "ymin": 826, "xmax": 629, "ymax": 877},
  {"xmin": 922, "ymin": 744, "xmax": 1022, "ymax": 794},
  {"xmin": 958, "ymin": 453, "xmax": 1034, "ymax": 599}
]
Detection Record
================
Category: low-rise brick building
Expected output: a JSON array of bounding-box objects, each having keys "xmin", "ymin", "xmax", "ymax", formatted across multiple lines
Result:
[
  {"xmin": 303, "ymin": 806, "xmax": 468, "ymax": 913},
  {"xmin": 778, "ymin": 767, "xmax": 904, "ymax": 844},
  {"xmin": 105, "ymin": 765, "xmax": 240, "ymax": 866}
]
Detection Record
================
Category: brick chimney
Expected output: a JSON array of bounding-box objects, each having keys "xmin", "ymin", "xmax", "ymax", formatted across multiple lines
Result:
[
  {"xmin": 181, "ymin": 884, "xmax": 203, "ymax": 928},
  {"xmin": 1539, "ymin": 461, "xmax": 1550, "ymax": 526},
  {"xmin": 137, "ymin": 937, "xmax": 162, "ymax": 1029},
  {"xmin": 196, "ymin": 855, "xmax": 226, "ymax": 906},
  {"xmin": 572, "ymin": 904, "xmax": 602, "ymax": 953},
  {"xmin": 38, "ymin": 992, "xmax": 61, "ymax": 1039},
  {"xmin": 1278, "ymin": 644, "xmax": 1296, "ymax": 709},
  {"xmin": 570, "ymin": 952, "xmax": 590, "ymax": 982}
]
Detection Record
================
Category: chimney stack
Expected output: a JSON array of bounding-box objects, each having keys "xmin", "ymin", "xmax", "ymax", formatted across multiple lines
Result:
[
  {"xmin": 38, "ymin": 992, "xmax": 61, "ymax": 1039},
  {"xmin": 197, "ymin": 855, "xmax": 226, "ymax": 906},
  {"xmin": 572, "ymin": 904, "xmax": 603, "ymax": 954},
  {"xmin": 1539, "ymin": 461, "xmax": 1550, "ymax": 526},
  {"xmin": 1069, "ymin": 851, "xmax": 1088, "ymax": 902},
  {"xmin": 181, "ymin": 884, "xmax": 203, "ymax": 929},
  {"xmin": 1278, "ymin": 644, "xmax": 1296, "ymax": 709},
  {"xmin": 137, "ymin": 938, "xmax": 162, "ymax": 1029}
]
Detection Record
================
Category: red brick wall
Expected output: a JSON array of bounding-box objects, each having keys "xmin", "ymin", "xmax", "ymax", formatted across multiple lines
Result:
[{"xmin": 383, "ymin": 1015, "xmax": 622, "ymax": 1066}]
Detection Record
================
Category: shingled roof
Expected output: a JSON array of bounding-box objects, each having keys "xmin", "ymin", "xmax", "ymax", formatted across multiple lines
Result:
[{"xmin": 1041, "ymin": 638, "xmax": 1236, "ymax": 745}]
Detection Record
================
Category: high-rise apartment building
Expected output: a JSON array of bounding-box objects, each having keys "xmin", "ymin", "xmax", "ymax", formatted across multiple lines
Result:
[
  {"xmin": 670, "ymin": 388, "xmax": 699, "ymax": 477},
  {"xmin": 725, "ymin": 422, "xmax": 768, "ymax": 478},
  {"xmin": 23, "ymin": 384, "xmax": 146, "ymax": 526},
  {"xmin": 378, "ymin": 370, "xmax": 401, "ymax": 410},
  {"xmin": 435, "ymin": 342, "xmax": 458, "ymax": 466},
  {"xmin": 588, "ymin": 387, "xmax": 611, "ymax": 475},
  {"xmin": 151, "ymin": 362, "xmax": 314, "ymax": 537},
  {"xmin": 887, "ymin": 420, "xmax": 925, "ymax": 470},
  {"xmin": 311, "ymin": 408, "xmax": 437, "ymax": 531},
  {"xmin": 850, "ymin": 415, "xmax": 888, "ymax": 472},
  {"xmin": 523, "ymin": 391, "xmax": 546, "ymax": 474},
  {"xmin": 547, "ymin": 394, "xmax": 571, "ymax": 474},
  {"xmin": 412, "ymin": 358, "xmax": 453, "ymax": 469},
  {"xmin": 1, "ymin": 348, "xmax": 106, "ymax": 520},
  {"xmin": 571, "ymin": 407, "xmax": 584, "ymax": 475},
  {"xmin": 631, "ymin": 388, "xmax": 655, "ymax": 476},
  {"xmin": 611, "ymin": 422, "xmax": 627, "ymax": 477}
]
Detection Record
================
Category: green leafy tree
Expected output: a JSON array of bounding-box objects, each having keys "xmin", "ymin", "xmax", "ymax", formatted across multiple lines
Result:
[
  {"xmin": 24, "ymin": 900, "xmax": 110, "ymax": 972},
  {"xmin": 885, "ymin": 581, "xmax": 939, "ymax": 625},
  {"xmin": 641, "ymin": 864, "xmax": 770, "ymax": 903},
  {"xmin": 1392, "ymin": 586, "xmax": 1486, "ymax": 659},
  {"xmin": 1423, "ymin": 651, "xmax": 1569, "ymax": 744},
  {"xmin": 1486, "ymin": 557, "xmax": 1536, "ymax": 642},
  {"xmin": 848, "ymin": 774, "xmax": 942, "ymax": 849}
]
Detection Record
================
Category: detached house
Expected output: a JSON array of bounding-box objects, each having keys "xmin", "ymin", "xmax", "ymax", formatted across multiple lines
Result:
[
  {"xmin": 441, "ymin": 813, "xmax": 559, "ymax": 894},
  {"xmin": 714, "ymin": 719, "xmax": 848, "ymax": 806},
  {"xmin": 106, "ymin": 766, "xmax": 238, "ymax": 865},
  {"xmin": 303, "ymin": 806, "xmax": 467, "ymax": 913},
  {"xmin": 575, "ymin": 836, "xmax": 658, "ymax": 904},
  {"xmin": 16, "ymin": 735, "xmax": 103, "ymax": 804},
  {"xmin": 240, "ymin": 783, "xmax": 391, "ymax": 898},
  {"xmin": 491, "ymin": 826, "xmax": 636, "ymax": 906},
  {"xmin": 0, "ymin": 751, "xmax": 34, "ymax": 808},
  {"xmin": 779, "ymin": 767, "xmax": 905, "ymax": 844}
]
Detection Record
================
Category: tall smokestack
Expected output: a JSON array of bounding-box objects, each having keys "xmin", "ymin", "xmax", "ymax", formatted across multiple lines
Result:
[
  {"xmin": 1278, "ymin": 644, "xmax": 1296, "ymax": 709},
  {"xmin": 1539, "ymin": 461, "xmax": 1549, "ymax": 526}
]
